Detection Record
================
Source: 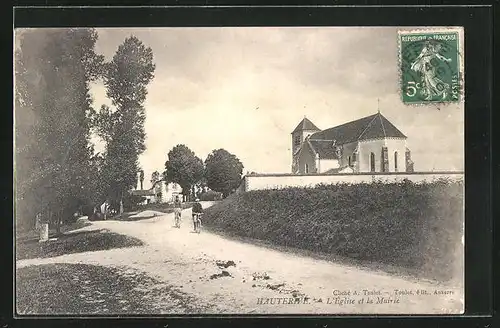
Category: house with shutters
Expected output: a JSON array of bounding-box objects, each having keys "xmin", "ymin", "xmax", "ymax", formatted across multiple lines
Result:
[{"xmin": 291, "ymin": 112, "xmax": 414, "ymax": 174}]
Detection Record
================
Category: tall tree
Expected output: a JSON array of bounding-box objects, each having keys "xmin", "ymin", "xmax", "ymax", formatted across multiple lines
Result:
[
  {"xmin": 205, "ymin": 149, "xmax": 244, "ymax": 198},
  {"xmin": 164, "ymin": 145, "xmax": 204, "ymax": 200},
  {"xmin": 85, "ymin": 152, "xmax": 106, "ymax": 210},
  {"xmin": 15, "ymin": 28, "xmax": 104, "ymax": 231},
  {"xmin": 139, "ymin": 169, "xmax": 144, "ymax": 190},
  {"xmin": 93, "ymin": 36, "xmax": 155, "ymax": 210}
]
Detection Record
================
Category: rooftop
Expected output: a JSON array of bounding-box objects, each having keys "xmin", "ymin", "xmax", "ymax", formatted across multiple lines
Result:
[
  {"xmin": 310, "ymin": 112, "xmax": 407, "ymax": 145},
  {"xmin": 291, "ymin": 117, "xmax": 321, "ymax": 133}
]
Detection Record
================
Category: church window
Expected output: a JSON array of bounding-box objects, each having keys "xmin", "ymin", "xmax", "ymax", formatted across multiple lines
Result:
[
  {"xmin": 370, "ymin": 152, "xmax": 375, "ymax": 172},
  {"xmin": 294, "ymin": 135, "xmax": 301, "ymax": 147},
  {"xmin": 394, "ymin": 152, "xmax": 398, "ymax": 172},
  {"xmin": 305, "ymin": 163, "xmax": 309, "ymax": 173},
  {"xmin": 348, "ymin": 156, "xmax": 351, "ymax": 166}
]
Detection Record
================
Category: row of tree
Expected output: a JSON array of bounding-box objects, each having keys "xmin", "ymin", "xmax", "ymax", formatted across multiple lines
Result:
[
  {"xmin": 150, "ymin": 145, "xmax": 244, "ymax": 200},
  {"xmin": 90, "ymin": 35, "xmax": 155, "ymax": 212},
  {"xmin": 15, "ymin": 29, "xmax": 155, "ymax": 230}
]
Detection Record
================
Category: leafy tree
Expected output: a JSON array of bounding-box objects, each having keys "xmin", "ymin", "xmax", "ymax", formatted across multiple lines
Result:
[
  {"xmin": 93, "ymin": 36, "xmax": 155, "ymax": 211},
  {"xmin": 205, "ymin": 149, "xmax": 244, "ymax": 197},
  {"xmin": 85, "ymin": 152, "xmax": 106, "ymax": 211},
  {"xmin": 164, "ymin": 145, "xmax": 204, "ymax": 200},
  {"xmin": 15, "ymin": 28, "xmax": 104, "ymax": 232}
]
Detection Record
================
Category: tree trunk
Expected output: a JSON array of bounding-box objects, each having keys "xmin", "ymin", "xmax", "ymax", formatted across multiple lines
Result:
[
  {"xmin": 56, "ymin": 208, "xmax": 62, "ymax": 236},
  {"xmin": 119, "ymin": 195, "xmax": 124, "ymax": 218}
]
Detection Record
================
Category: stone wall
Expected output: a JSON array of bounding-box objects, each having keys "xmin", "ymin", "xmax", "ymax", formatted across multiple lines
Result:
[{"xmin": 238, "ymin": 172, "xmax": 464, "ymax": 192}]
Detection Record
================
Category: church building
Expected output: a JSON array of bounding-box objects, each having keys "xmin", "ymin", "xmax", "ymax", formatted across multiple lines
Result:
[{"xmin": 291, "ymin": 112, "xmax": 414, "ymax": 174}]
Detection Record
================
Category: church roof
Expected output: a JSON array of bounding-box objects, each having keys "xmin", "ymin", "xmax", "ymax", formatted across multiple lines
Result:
[
  {"xmin": 308, "ymin": 139, "xmax": 340, "ymax": 159},
  {"xmin": 310, "ymin": 112, "xmax": 406, "ymax": 144},
  {"xmin": 291, "ymin": 117, "xmax": 321, "ymax": 133}
]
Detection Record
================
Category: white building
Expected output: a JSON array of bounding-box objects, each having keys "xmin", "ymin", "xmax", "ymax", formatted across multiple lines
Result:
[
  {"xmin": 151, "ymin": 180, "xmax": 183, "ymax": 204},
  {"xmin": 129, "ymin": 180, "xmax": 183, "ymax": 205},
  {"xmin": 291, "ymin": 112, "xmax": 414, "ymax": 174}
]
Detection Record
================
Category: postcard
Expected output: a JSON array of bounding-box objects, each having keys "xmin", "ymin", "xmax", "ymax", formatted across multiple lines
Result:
[{"xmin": 14, "ymin": 26, "xmax": 464, "ymax": 315}]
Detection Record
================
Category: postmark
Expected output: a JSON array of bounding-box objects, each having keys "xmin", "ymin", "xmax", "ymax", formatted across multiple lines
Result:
[{"xmin": 398, "ymin": 29, "xmax": 463, "ymax": 105}]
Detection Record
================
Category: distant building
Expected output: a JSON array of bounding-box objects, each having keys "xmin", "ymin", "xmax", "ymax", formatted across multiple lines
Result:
[
  {"xmin": 291, "ymin": 112, "xmax": 414, "ymax": 174},
  {"xmin": 151, "ymin": 180, "xmax": 183, "ymax": 204},
  {"xmin": 129, "ymin": 180, "xmax": 183, "ymax": 205},
  {"xmin": 129, "ymin": 189, "xmax": 155, "ymax": 205}
]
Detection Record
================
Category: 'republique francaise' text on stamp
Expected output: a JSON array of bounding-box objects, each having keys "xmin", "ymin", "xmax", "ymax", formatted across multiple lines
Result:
[{"xmin": 399, "ymin": 30, "xmax": 462, "ymax": 105}]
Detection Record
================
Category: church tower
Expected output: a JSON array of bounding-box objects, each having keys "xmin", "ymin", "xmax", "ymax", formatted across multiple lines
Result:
[{"xmin": 291, "ymin": 116, "xmax": 320, "ymax": 173}]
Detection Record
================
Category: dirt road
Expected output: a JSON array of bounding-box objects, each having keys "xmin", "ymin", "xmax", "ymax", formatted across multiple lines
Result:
[{"xmin": 17, "ymin": 203, "xmax": 464, "ymax": 314}]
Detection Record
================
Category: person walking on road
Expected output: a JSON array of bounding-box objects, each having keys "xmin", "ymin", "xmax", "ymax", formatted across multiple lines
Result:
[{"xmin": 173, "ymin": 196, "xmax": 182, "ymax": 228}]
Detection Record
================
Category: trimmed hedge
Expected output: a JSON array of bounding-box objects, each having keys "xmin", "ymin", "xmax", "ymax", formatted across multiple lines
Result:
[
  {"xmin": 203, "ymin": 179, "xmax": 463, "ymax": 282},
  {"xmin": 199, "ymin": 191, "xmax": 223, "ymax": 201}
]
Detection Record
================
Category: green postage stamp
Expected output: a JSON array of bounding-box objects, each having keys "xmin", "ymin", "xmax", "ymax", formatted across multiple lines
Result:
[{"xmin": 399, "ymin": 29, "xmax": 463, "ymax": 105}]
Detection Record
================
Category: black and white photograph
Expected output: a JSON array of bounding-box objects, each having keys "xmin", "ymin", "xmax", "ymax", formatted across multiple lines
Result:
[{"xmin": 14, "ymin": 26, "xmax": 464, "ymax": 315}]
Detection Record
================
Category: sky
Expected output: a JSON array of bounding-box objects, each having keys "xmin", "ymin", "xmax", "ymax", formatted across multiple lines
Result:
[{"xmin": 37, "ymin": 27, "xmax": 467, "ymax": 189}]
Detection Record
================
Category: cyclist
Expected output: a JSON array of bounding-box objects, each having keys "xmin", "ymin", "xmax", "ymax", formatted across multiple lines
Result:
[
  {"xmin": 192, "ymin": 199, "xmax": 204, "ymax": 233},
  {"xmin": 173, "ymin": 196, "xmax": 182, "ymax": 228}
]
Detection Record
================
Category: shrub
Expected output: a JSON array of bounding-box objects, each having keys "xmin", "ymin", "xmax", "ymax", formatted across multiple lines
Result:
[
  {"xmin": 203, "ymin": 179, "xmax": 464, "ymax": 282},
  {"xmin": 199, "ymin": 191, "xmax": 223, "ymax": 201}
]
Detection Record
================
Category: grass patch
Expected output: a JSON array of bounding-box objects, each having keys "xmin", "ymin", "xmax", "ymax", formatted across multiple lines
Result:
[
  {"xmin": 16, "ymin": 219, "xmax": 93, "ymax": 241},
  {"xmin": 203, "ymin": 179, "xmax": 464, "ymax": 282},
  {"xmin": 16, "ymin": 230, "xmax": 144, "ymax": 260},
  {"xmin": 16, "ymin": 263, "xmax": 211, "ymax": 315}
]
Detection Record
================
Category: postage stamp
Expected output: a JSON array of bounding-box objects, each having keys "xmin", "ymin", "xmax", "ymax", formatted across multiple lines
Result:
[{"xmin": 398, "ymin": 29, "xmax": 463, "ymax": 105}]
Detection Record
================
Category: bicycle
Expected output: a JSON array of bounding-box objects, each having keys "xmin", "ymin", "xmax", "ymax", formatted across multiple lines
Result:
[{"xmin": 193, "ymin": 213, "xmax": 203, "ymax": 233}]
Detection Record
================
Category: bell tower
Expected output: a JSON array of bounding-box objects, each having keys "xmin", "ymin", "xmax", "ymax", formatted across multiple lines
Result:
[{"xmin": 291, "ymin": 116, "xmax": 320, "ymax": 173}]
